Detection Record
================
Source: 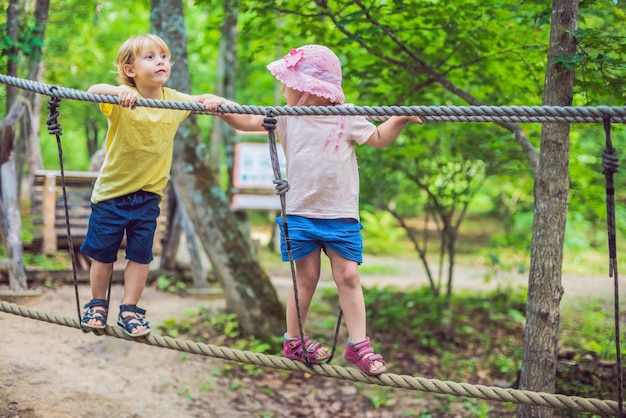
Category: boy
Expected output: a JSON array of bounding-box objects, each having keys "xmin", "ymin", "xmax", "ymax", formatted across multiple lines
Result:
[{"xmin": 80, "ymin": 34, "xmax": 223, "ymax": 337}]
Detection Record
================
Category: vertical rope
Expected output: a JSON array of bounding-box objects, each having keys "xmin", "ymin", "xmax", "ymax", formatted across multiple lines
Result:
[
  {"xmin": 46, "ymin": 88, "xmax": 82, "ymax": 322},
  {"xmin": 601, "ymin": 115, "xmax": 623, "ymax": 417},
  {"xmin": 262, "ymin": 112, "xmax": 341, "ymax": 365},
  {"xmin": 262, "ymin": 111, "xmax": 309, "ymax": 364}
]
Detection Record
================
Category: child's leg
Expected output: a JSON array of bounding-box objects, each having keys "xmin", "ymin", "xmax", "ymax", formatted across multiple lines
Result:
[
  {"xmin": 286, "ymin": 249, "xmax": 322, "ymax": 338},
  {"xmin": 326, "ymin": 249, "xmax": 367, "ymax": 342},
  {"xmin": 122, "ymin": 260, "xmax": 149, "ymax": 305},
  {"xmin": 83, "ymin": 259, "xmax": 114, "ymax": 327},
  {"xmin": 282, "ymin": 248, "xmax": 331, "ymax": 361},
  {"xmin": 326, "ymin": 248, "xmax": 385, "ymax": 374},
  {"xmin": 89, "ymin": 260, "xmax": 114, "ymax": 300},
  {"xmin": 79, "ymin": 198, "xmax": 125, "ymax": 328},
  {"xmin": 119, "ymin": 260, "xmax": 150, "ymax": 335},
  {"xmin": 117, "ymin": 191, "xmax": 159, "ymax": 336}
]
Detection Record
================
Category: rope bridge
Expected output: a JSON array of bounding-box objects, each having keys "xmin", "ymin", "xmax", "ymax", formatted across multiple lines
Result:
[
  {"xmin": 0, "ymin": 300, "xmax": 621, "ymax": 416},
  {"xmin": 1, "ymin": 73, "xmax": 625, "ymax": 415}
]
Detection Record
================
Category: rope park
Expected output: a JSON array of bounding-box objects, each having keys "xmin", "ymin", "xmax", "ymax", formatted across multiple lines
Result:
[{"xmin": 0, "ymin": 73, "xmax": 625, "ymax": 416}]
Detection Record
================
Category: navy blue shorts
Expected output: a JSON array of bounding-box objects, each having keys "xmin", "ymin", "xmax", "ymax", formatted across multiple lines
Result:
[
  {"xmin": 80, "ymin": 191, "xmax": 160, "ymax": 264},
  {"xmin": 276, "ymin": 215, "xmax": 363, "ymax": 263}
]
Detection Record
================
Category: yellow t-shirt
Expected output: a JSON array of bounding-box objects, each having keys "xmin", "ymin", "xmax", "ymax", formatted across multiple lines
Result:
[{"xmin": 91, "ymin": 87, "xmax": 191, "ymax": 204}]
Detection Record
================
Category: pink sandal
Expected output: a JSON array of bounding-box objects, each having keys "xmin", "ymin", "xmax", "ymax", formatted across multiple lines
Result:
[
  {"xmin": 345, "ymin": 337, "xmax": 387, "ymax": 376},
  {"xmin": 283, "ymin": 334, "xmax": 331, "ymax": 364}
]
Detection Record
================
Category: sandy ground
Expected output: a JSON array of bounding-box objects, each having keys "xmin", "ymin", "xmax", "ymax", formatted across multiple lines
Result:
[
  {"xmin": 0, "ymin": 256, "xmax": 622, "ymax": 418},
  {"xmin": 0, "ymin": 284, "xmax": 230, "ymax": 418}
]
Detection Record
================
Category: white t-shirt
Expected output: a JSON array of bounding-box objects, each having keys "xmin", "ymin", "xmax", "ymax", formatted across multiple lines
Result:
[{"xmin": 276, "ymin": 114, "xmax": 376, "ymax": 220}]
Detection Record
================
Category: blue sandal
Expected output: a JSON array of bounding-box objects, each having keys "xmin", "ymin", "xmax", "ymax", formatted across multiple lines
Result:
[
  {"xmin": 81, "ymin": 299, "xmax": 109, "ymax": 331},
  {"xmin": 117, "ymin": 304, "xmax": 151, "ymax": 337}
]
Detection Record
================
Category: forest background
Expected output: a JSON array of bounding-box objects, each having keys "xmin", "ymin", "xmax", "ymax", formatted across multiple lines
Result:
[
  {"xmin": 1, "ymin": 0, "xmax": 626, "ymax": 417},
  {"xmin": 4, "ymin": 0, "xmax": 626, "ymax": 260}
]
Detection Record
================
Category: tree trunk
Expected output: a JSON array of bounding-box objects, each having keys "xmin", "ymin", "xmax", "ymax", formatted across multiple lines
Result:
[
  {"xmin": 1, "ymin": 160, "xmax": 27, "ymax": 291},
  {"xmin": 150, "ymin": 0, "xmax": 285, "ymax": 340},
  {"xmin": 210, "ymin": 0, "xmax": 237, "ymax": 186},
  {"xmin": 169, "ymin": 178, "xmax": 209, "ymax": 289},
  {"xmin": 23, "ymin": 0, "xmax": 49, "ymax": 179},
  {"xmin": 517, "ymin": 1, "xmax": 577, "ymax": 416},
  {"xmin": 5, "ymin": 0, "xmax": 19, "ymax": 112}
]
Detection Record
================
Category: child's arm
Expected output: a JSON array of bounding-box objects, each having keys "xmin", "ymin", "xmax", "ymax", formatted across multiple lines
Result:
[
  {"xmin": 365, "ymin": 115, "xmax": 424, "ymax": 149},
  {"xmin": 203, "ymin": 97, "xmax": 265, "ymax": 132},
  {"xmin": 88, "ymin": 84, "xmax": 138, "ymax": 108}
]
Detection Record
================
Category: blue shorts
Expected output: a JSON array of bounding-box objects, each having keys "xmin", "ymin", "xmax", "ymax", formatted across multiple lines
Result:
[
  {"xmin": 79, "ymin": 191, "xmax": 160, "ymax": 264},
  {"xmin": 276, "ymin": 215, "xmax": 363, "ymax": 264}
]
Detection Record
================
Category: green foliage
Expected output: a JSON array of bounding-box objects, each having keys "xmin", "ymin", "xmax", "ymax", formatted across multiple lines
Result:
[
  {"xmin": 482, "ymin": 252, "xmax": 529, "ymax": 292},
  {"xmin": 5, "ymin": 0, "xmax": 625, "ymax": 262},
  {"xmin": 22, "ymin": 252, "xmax": 68, "ymax": 270},
  {"xmin": 360, "ymin": 210, "xmax": 406, "ymax": 255},
  {"xmin": 156, "ymin": 275, "xmax": 187, "ymax": 294},
  {"xmin": 356, "ymin": 285, "xmax": 526, "ymax": 383},
  {"xmin": 568, "ymin": 2, "xmax": 626, "ymax": 104},
  {"xmin": 0, "ymin": 17, "xmax": 44, "ymax": 67},
  {"xmin": 560, "ymin": 297, "xmax": 619, "ymax": 360},
  {"xmin": 159, "ymin": 307, "xmax": 275, "ymax": 378}
]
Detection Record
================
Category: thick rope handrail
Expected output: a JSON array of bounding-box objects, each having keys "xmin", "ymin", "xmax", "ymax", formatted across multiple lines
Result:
[
  {"xmin": 0, "ymin": 300, "xmax": 621, "ymax": 416},
  {"xmin": 2, "ymin": 73, "xmax": 626, "ymax": 124}
]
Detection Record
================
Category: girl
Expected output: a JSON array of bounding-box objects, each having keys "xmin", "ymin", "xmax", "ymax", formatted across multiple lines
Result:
[{"xmin": 209, "ymin": 44, "xmax": 423, "ymax": 375}]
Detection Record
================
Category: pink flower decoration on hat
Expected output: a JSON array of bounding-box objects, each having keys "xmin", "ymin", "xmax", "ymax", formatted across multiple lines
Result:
[{"xmin": 283, "ymin": 48, "xmax": 303, "ymax": 68}]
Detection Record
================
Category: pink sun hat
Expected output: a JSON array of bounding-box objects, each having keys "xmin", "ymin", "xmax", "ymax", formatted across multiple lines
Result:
[{"xmin": 267, "ymin": 45, "xmax": 345, "ymax": 104}]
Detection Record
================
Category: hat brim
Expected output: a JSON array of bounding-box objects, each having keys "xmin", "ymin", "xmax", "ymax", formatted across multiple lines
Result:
[{"xmin": 267, "ymin": 59, "xmax": 345, "ymax": 104}]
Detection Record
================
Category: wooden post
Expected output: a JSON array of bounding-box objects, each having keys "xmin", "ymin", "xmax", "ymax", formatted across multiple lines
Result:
[{"xmin": 42, "ymin": 172, "xmax": 57, "ymax": 255}]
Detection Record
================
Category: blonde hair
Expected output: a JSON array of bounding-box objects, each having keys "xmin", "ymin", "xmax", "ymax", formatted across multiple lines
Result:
[{"xmin": 115, "ymin": 34, "xmax": 171, "ymax": 87}]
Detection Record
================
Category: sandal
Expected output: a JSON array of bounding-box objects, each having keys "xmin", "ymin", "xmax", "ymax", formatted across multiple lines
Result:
[
  {"xmin": 345, "ymin": 337, "xmax": 387, "ymax": 376},
  {"xmin": 283, "ymin": 334, "xmax": 331, "ymax": 364},
  {"xmin": 80, "ymin": 299, "xmax": 108, "ymax": 330},
  {"xmin": 117, "ymin": 304, "xmax": 151, "ymax": 338}
]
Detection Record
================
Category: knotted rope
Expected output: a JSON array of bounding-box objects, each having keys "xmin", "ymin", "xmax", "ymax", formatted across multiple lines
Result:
[
  {"xmin": 2, "ymin": 73, "xmax": 626, "ymax": 123},
  {"xmin": 0, "ymin": 300, "xmax": 621, "ymax": 416},
  {"xmin": 601, "ymin": 115, "xmax": 622, "ymax": 417},
  {"xmin": 45, "ymin": 90, "xmax": 113, "ymax": 330},
  {"xmin": 45, "ymin": 89, "xmax": 83, "ymax": 323}
]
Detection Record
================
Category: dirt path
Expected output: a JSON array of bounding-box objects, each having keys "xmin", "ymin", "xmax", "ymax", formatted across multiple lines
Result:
[
  {"xmin": 0, "ymin": 284, "xmax": 233, "ymax": 418},
  {"xmin": 0, "ymin": 257, "xmax": 621, "ymax": 418}
]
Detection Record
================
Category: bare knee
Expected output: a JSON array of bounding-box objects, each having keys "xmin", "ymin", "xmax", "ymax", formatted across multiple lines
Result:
[{"xmin": 333, "ymin": 267, "xmax": 361, "ymax": 290}]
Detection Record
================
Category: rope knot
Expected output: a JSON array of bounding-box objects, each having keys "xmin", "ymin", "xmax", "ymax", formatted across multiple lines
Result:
[
  {"xmin": 273, "ymin": 179, "xmax": 290, "ymax": 195},
  {"xmin": 46, "ymin": 90, "xmax": 63, "ymax": 136},
  {"xmin": 262, "ymin": 116, "xmax": 277, "ymax": 131},
  {"xmin": 602, "ymin": 148, "xmax": 619, "ymax": 175}
]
